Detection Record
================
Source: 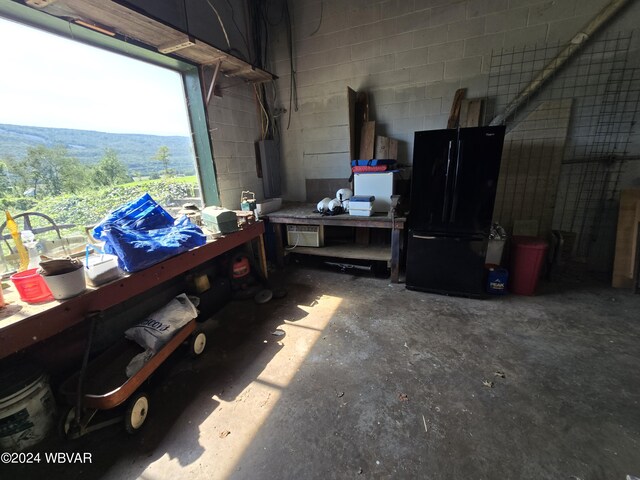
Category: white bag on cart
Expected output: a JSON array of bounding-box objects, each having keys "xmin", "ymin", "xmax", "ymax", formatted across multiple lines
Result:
[{"xmin": 125, "ymin": 293, "xmax": 199, "ymax": 353}]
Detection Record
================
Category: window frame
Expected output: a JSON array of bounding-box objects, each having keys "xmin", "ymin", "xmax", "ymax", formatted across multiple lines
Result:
[{"xmin": 0, "ymin": 0, "xmax": 219, "ymax": 206}]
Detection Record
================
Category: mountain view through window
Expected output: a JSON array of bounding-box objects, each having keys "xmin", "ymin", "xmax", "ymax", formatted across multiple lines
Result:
[{"xmin": 0, "ymin": 16, "xmax": 202, "ymax": 272}]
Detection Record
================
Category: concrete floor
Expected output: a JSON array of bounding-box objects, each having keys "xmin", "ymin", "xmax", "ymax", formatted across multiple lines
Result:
[{"xmin": 8, "ymin": 262, "xmax": 640, "ymax": 480}]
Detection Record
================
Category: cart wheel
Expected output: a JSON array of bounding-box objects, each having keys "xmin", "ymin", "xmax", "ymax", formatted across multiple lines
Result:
[
  {"xmin": 190, "ymin": 331, "xmax": 207, "ymax": 357},
  {"xmin": 58, "ymin": 406, "xmax": 78, "ymax": 439},
  {"xmin": 124, "ymin": 392, "xmax": 149, "ymax": 434}
]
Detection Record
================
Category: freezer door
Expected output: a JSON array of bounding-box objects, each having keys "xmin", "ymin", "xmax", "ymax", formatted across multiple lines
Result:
[
  {"xmin": 405, "ymin": 231, "xmax": 488, "ymax": 298},
  {"xmin": 447, "ymin": 126, "xmax": 506, "ymax": 233},
  {"xmin": 410, "ymin": 129, "xmax": 458, "ymax": 231}
]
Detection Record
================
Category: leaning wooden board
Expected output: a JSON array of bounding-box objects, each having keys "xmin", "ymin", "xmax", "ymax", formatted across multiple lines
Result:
[
  {"xmin": 612, "ymin": 189, "xmax": 640, "ymax": 288},
  {"xmin": 459, "ymin": 99, "xmax": 483, "ymax": 127},
  {"xmin": 447, "ymin": 88, "xmax": 466, "ymax": 128},
  {"xmin": 359, "ymin": 121, "xmax": 376, "ymax": 159},
  {"xmin": 375, "ymin": 136, "xmax": 398, "ymax": 160}
]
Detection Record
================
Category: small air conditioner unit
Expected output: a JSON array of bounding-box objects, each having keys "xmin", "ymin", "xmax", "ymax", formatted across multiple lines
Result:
[{"xmin": 286, "ymin": 225, "xmax": 324, "ymax": 247}]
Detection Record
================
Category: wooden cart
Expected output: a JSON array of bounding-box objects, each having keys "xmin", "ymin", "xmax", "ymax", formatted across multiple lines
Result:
[{"xmin": 58, "ymin": 319, "xmax": 206, "ymax": 438}]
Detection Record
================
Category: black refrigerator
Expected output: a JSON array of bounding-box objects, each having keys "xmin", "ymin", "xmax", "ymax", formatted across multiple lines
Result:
[{"xmin": 406, "ymin": 126, "xmax": 506, "ymax": 297}]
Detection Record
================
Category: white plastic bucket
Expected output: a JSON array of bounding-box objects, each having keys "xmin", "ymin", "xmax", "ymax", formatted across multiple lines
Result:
[
  {"xmin": 0, "ymin": 375, "xmax": 56, "ymax": 451},
  {"xmin": 486, "ymin": 239, "xmax": 506, "ymax": 265},
  {"xmin": 42, "ymin": 267, "xmax": 86, "ymax": 300}
]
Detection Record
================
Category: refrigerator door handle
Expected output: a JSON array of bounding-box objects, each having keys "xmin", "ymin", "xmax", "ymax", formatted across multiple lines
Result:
[
  {"xmin": 413, "ymin": 234, "xmax": 437, "ymax": 240},
  {"xmin": 442, "ymin": 140, "xmax": 453, "ymax": 222},
  {"xmin": 449, "ymin": 139, "xmax": 463, "ymax": 223}
]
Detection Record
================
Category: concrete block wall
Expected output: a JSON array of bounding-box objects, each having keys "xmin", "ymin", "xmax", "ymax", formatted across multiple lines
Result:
[
  {"xmin": 207, "ymin": 76, "xmax": 264, "ymax": 209},
  {"xmin": 266, "ymin": 0, "xmax": 640, "ymax": 202}
]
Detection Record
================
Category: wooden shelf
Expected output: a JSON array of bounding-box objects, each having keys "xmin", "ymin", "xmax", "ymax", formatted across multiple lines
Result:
[
  {"xmin": 288, "ymin": 244, "xmax": 391, "ymax": 262},
  {"xmin": 266, "ymin": 203, "xmax": 406, "ymax": 283},
  {"xmin": 35, "ymin": 0, "xmax": 275, "ymax": 83}
]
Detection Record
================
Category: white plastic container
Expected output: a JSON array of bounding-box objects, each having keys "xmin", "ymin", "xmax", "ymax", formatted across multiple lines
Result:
[
  {"xmin": 85, "ymin": 254, "xmax": 122, "ymax": 286},
  {"xmin": 486, "ymin": 239, "xmax": 506, "ymax": 265},
  {"xmin": 255, "ymin": 198, "xmax": 282, "ymax": 216},
  {"xmin": 349, "ymin": 195, "xmax": 374, "ymax": 217},
  {"xmin": 350, "ymin": 207, "xmax": 373, "ymax": 217},
  {"xmin": 42, "ymin": 267, "xmax": 86, "ymax": 300},
  {"xmin": 354, "ymin": 172, "xmax": 395, "ymax": 213},
  {"xmin": 0, "ymin": 374, "xmax": 56, "ymax": 451}
]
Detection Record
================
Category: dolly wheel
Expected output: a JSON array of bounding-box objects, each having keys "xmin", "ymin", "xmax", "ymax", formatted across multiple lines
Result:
[
  {"xmin": 58, "ymin": 406, "xmax": 78, "ymax": 439},
  {"xmin": 190, "ymin": 331, "xmax": 207, "ymax": 357},
  {"xmin": 124, "ymin": 392, "xmax": 149, "ymax": 434}
]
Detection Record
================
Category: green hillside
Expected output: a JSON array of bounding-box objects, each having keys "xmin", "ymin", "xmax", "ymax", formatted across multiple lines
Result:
[{"xmin": 0, "ymin": 123, "xmax": 196, "ymax": 175}]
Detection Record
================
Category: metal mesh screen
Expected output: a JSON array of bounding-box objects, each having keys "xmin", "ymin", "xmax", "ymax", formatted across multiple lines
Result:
[{"xmin": 485, "ymin": 31, "xmax": 640, "ymax": 265}]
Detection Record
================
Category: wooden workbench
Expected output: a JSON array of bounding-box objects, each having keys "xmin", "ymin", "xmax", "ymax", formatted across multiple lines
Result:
[
  {"xmin": 0, "ymin": 221, "xmax": 265, "ymax": 360},
  {"xmin": 264, "ymin": 203, "xmax": 406, "ymax": 283}
]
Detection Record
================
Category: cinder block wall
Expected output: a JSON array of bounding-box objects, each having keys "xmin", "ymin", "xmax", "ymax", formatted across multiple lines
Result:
[
  {"xmin": 267, "ymin": 0, "xmax": 640, "ymax": 202},
  {"xmin": 207, "ymin": 76, "xmax": 264, "ymax": 209}
]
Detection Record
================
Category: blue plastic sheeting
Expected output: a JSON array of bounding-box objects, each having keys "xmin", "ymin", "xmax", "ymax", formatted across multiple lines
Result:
[{"xmin": 93, "ymin": 193, "xmax": 206, "ymax": 272}]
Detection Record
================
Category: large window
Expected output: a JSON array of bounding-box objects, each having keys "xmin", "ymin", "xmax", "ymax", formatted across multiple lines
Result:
[{"xmin": 0, "ymin": 4, "xmax": 217, "ymax": 273}]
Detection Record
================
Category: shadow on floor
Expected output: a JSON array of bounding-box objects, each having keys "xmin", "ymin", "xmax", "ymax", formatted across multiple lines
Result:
[{"xmin": 8, "ymin": 277, "xmax": 323, "ymax": 480}]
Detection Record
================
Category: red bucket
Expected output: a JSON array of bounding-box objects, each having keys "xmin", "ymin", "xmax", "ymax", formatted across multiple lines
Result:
[
  {"xmin": 509, "ymin": 236, "xmax": 548, "ymax": 295},
  {"xmin": 10, "ymin": 268, "xmax": 54, "ymax": 303}
]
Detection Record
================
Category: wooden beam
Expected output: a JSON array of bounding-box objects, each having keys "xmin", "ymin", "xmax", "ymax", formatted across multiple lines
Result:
[
  {"xmin": 225, "ymin": 66, "xmax": 254, "ymax": 77},
  {"xmin": 49, "ymin": 0, "xmax": 275, "ymax": 83}
]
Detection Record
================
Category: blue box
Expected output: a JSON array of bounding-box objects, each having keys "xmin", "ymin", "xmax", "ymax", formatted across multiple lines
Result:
[{"xmin": 487, "ymin": 267, "xmax": 509, "ymax": 295}]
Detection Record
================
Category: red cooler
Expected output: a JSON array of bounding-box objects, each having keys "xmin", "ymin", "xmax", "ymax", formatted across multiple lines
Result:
[{"xmin": 510, "ymin": 236, "xmax": 548, "ymax": 295}]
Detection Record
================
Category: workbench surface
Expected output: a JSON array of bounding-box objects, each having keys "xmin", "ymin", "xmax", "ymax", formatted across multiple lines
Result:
[{"xmin": 0, "ymin": 221, "xmax": 265, "ymax": 359}]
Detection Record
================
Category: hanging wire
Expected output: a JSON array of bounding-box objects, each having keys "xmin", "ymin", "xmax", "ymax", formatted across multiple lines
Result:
[
  {"xmin": 254, "ymin": 84, "xmax": 270, "ymax": 141},
  {"xmin": 223, "ymin": 0, "xmax": 251, "ymax": 62},
  {"xmin": 265, "ymin": 0, "xmax": 286, "ymax": 26},
  {"xmin": 270, "ymin": 80, "xmax": 281, "ymax": 142},
  {"xmin": 284, "ymin": 0, "xmax": 298, "ymax": 129},
  {"xmin": 310, "ymin": 0, "xmax": 323, "ymax": 36},
  {"xmin": 204, "ymin": 0, "xmax": 231, "ymax": 50}
]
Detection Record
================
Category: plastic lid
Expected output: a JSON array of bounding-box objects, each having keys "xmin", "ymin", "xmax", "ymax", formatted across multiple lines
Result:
[
  {"xmin": 0, "ymin": 360, "xmax": 43, "ymax": 400},
  {"xmin": 350, "ymin": 195, "xmax": 375, "ymax": 202}
]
